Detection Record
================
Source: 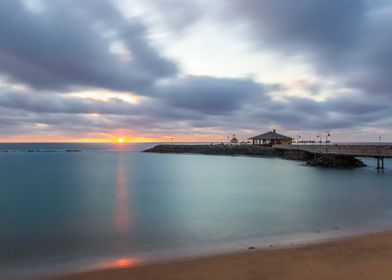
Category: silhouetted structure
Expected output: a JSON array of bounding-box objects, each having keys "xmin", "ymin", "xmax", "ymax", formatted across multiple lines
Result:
[
  {"xmin": 249, "ymin": 130, "xmax": 293, "ymax": 146},
  {"xmin": 230, "ymin": 134, "xmax": 239, "ymax": 144}
]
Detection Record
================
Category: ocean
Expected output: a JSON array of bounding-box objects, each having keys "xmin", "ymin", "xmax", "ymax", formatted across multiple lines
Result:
[{"xmin": 0, "ymin": 143, "xmax": 391, "ymax": 279}]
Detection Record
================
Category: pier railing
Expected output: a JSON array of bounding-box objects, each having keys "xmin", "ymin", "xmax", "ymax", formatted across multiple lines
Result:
[{"xmin": 274, "ymin": 144, "xmax": 392, "ymax": 158}]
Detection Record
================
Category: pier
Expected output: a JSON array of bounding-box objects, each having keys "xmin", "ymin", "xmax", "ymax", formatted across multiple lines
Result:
[{"xmin": 275, "ymin": 144, "xmax": 392, "ymax": 170}]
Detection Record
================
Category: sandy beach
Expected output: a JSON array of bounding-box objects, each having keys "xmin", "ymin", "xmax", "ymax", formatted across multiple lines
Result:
[{"xmin": 45, "ymin": 231, "xmax": 392, "ymax": 280}]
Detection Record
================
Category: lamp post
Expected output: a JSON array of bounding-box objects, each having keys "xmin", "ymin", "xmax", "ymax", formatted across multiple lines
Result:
[
  {"xmin": 325, "ymin": 131, "xmax": 331, "ymax": 154},
  {"xmin": 296, "ymin": 135, "xmax": 301, "ymax": 149},
  {"xmin": 377, "ymin": 136, "xmax": 382, "ymax": 170},
  {"xmin": 316, "ymin": 133, "xmax": 322, "ymax": 153},
  {"xmin": 379, "ymin": 136, "xmax": 382, "ymax": 156},
  {"xmin": 317, "ymin": 133, "xmax": 322, "ymax": 146}
]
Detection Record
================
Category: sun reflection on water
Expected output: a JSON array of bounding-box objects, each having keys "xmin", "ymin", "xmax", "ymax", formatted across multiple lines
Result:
[
  {"xmin": 90, "ymin": 257, "xmax": 142, "ymax": 271},
  {"xmin": 115, "ymin": 156, "xmax": 130, "ymax": 233},
  {"xmin": 113, "ymin": 258, "xmax": 139, "ymax": 268}
]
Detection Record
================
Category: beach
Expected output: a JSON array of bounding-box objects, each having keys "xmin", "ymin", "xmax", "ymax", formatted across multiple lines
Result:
[{"xmin": 46, "ymin": 231, "xmax": 392, "ymax": 280}]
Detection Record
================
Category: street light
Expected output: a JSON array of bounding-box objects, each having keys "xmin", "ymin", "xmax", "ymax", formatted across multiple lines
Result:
[
  {"xmin": 379, "ymin": 136, "xmax": 382, "ymax": 156},
  {"xmin": 296, "ymin": 135, "xmax": 301, "ymax": 149},
  {"xmin": 325, "ymin": 131, "xmax": 331, "ymax": 154},
  {"xmin": 317, "ymin": 133, "xmax": 322, "ymax": 147}
]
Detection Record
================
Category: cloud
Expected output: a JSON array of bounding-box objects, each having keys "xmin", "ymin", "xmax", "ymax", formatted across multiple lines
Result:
[
  {"xmin": 0, "ymin": 0, "xmax": 177, "ymax": 92},
  {"xmin": 0, "ymin": 90, "xmax": 141, "ymax": 115},
  {"xmin": 1, "ymin": 0, "xmax": 392, "ymax": 141},
  {"xmin": 225, "ymin": 0, "xmax": 392, "ymax": 98},
  {"xmin": 157, "ymin": 76, "xmax": 266, "ymax": 115},
  {"xmin": 148, "ymin": 0, "xmax": 202, "ymax": 31},
  {"xmin": 1, "ymin": 76, "xmax": 391, "ymax": 140},
  {"xmin": 229, "ymin": 0, "xmax": 365, "ymax": 56}
]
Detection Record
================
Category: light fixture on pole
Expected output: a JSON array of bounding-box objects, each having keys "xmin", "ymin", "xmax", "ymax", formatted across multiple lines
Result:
[
  {"xmin": 317, "ymin": 133, "xmax": 322, "ymax": 147},
  {"xmin": 325, "ymin": 131, "xmax": 331, "ymax": 154},
  {"xmin": 296, "ymin": 135, "xmax": 301, "ymax": 149}
]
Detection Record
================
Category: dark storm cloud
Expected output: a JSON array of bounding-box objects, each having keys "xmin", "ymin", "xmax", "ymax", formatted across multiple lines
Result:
[
  {"xmin": 226, "ymin": 0, "xmax": 392, "ymax": 97},
  {"xmin": 1, "ymin": 72, "xmax": 391, "ymax": 139},
  {"xmin": 0, "ymin": 0, "xmax": 177, "ymax": 92},
  {"xmin": 344, "ymin": 18, "xmax": 392, "ymax": 95},
  {"xmin": 157, "ymin": 76, "xmax": 265, "ymax": 115},
  {"xmin": 252, "ymin": 93, "xmax": 392, "ymax": 131},
  {"xmin": 229, "ymin": 0, "xmax": 365, "ymax": 56},
  {"xmin": 0, "ymin": 75, "xmax": 266, "ymax": 119},
  {"xmin": 0, "ymin": 90, "xmax": 139, "ymax": 115},
  {"xmin": 2, "ymin": 78, "xmax": 389, "ymax": 138}
]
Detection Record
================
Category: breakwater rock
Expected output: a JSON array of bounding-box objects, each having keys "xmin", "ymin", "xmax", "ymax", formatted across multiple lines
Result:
[
  {"xmin": 306, "ymin": 155, "xmax": 366, "ymax": 168},
  {"xmin": 144, "ymin": 144, "xmax": 313, "ymax": 160},
  {"xmin": 144, "ymin": 144, "xmax": 314, "ymax": 161},
  {"xmin": 144, "ymin": 144, "xmax": 366, "ymax": 168}
]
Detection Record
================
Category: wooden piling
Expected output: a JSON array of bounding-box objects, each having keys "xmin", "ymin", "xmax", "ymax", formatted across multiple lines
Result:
[{"xmin": 376, "ymin": 156, "xmax": 385, "ymax": 170}]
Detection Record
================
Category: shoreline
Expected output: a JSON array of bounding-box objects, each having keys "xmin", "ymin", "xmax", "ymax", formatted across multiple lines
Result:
[
  {"xmin": 44, "ymin": 230, "xmax": 392, "ymax": 280},
  {"xmin": 17, "ymin": 210, "xmax": 392, "ymax": 280}
]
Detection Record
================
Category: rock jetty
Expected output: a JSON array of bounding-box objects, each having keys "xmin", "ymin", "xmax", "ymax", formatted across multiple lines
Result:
[
  {"xmin": 144, "ymin": 144, "xmax": 366, "ymax": 168},
  {"xmin": 306, "ymin": 155, "xmax": 366, "ymax": 168}
]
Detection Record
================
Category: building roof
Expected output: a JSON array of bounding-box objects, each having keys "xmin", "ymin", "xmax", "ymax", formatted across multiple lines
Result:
[{"xmin": 248, "ymin": 131, "xmax": 293, "ymax": 140}]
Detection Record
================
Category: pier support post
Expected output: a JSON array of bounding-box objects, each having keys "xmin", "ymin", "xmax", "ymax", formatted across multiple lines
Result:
[{"xmin": 376, "ymin": 157, "xmax": 385, "ymax": 170}]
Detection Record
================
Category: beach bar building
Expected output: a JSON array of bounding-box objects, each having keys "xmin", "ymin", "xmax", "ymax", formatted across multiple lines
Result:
[{"xmin": 249, "ymin": 130, "xmax": 293, "ymax": 146}]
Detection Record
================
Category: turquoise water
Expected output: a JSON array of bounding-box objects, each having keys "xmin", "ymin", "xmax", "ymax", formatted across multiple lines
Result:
[{"xmin": 0, "ymin": 143, "xmax": 392, "ymax": 279}]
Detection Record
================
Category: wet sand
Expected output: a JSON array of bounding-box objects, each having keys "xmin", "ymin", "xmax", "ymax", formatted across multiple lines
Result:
[{"xmin": 46, "ymin": 231, "xmax": 392, "ymax": 280}]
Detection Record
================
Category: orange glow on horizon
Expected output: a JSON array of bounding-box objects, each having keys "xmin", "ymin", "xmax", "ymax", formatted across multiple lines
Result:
[
  {"xmin": 0, "ymin": 137, "xmax": 162, "ymax": 143},
  {"xmin": 0, "ymin": 133, "xmax": 245, "ymax": 143},
  {"xmin": 0, "ymin": 136, "xmax": 223, "ymax": 143}
]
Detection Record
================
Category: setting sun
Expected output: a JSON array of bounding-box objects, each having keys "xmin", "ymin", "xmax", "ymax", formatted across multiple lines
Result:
[{"xmin": 117, "ymin": 138, "xmax": 124, "ymax": 143}]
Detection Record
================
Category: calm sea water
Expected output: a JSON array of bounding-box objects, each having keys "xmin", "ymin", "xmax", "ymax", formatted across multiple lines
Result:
[{"xmin": 0, "ymin": 143, "xmax": 392, "ymax": 279}]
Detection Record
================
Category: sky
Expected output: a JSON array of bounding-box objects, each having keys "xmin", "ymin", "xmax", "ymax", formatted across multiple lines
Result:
[{"xmin": 0, "ymin": 0, "xmax": 391, "ymax": 142}]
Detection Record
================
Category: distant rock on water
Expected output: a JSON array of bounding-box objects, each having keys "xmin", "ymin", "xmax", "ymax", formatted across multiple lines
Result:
[{"xmin": 306, "ymin": 155, "xmax": 366, "ymax": 168}]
